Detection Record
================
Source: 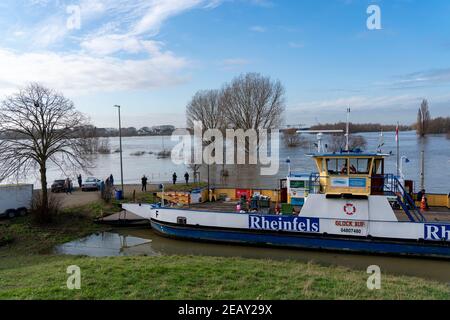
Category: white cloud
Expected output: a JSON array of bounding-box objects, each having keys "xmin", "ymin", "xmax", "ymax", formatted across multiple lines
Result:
[
  {"xmin": 0, "ymin": 0, "xmax": 227, "ymax": 95},
  {"xmin": 131, "ymin": 0, "xmax": 205, "ymax": 35},
  {"xmin": 2, "ymin": 0, "xmax": 272, "ymax": 97},
  {"xmin": 250, "ymin": 25, "xmax": 266, "ymax": 32},
  {"xmin": 81, "ymin": 35, "xmax": 164, "ymax": 56},
  {"xmin": 292, "ymin": 95, "xmax": 427, "ymax": 113},
  {"xmin": 31, "ymin": 16, "xmax": 68, "ymax": 47},
  {"xmin": 392, "ymin": 68, "xmax": 450, "ymax": 88},
  {"xmin": 79, "ymin": 0, "xmax": 223, "ymax": 56},
  {"xmin": 0, "ymin": 48, "xmax": 189, "ymax": 97}
]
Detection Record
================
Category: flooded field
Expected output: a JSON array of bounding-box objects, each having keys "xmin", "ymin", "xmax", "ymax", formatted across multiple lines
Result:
[{"xmin": 55, "ymin": 228, "xmax": 450, "ymax": 283}]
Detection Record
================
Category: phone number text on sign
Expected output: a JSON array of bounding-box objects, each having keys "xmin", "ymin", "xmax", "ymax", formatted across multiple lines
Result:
[{"xmin": 335, "ymin": 220, "xmax": 367, "ymax": 235}]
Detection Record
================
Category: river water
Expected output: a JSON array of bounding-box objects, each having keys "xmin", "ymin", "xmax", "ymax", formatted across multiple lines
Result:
[
  {"xmin": 55, "ymin": 228, "xmax": 450, "ymax": 283},
  {"xmin": 15, "ymin": 131, "xmax": 450, "ymax": 194}
]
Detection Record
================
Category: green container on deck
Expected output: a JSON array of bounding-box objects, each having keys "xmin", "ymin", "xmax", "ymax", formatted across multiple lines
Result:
[{"xmin": 281, "ymin": 203, "xmax": 293, "ymax": 215}]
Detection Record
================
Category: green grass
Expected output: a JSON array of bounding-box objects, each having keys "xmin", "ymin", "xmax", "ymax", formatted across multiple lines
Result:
[
  {"xmin": 164, "ymin": 182, "xmax": 207, "ymax": 192},
  {"xmin": 0, "ymin": 204, "xmax": 449, "ymax": 300},
  {"xmin": 0, "ymin": 255, "xmax": 448, "ymax": 300}
]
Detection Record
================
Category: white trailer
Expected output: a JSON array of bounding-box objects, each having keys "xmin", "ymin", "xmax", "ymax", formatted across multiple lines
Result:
[{"xmin": 0, "ymin": 184, "xmax": 33, "ymax": 218}]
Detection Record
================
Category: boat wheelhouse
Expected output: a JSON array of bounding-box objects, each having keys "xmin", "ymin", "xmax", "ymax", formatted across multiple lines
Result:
[{"xmin": 311, "ymin": 152, "xmax": 387, "ymax": 197}]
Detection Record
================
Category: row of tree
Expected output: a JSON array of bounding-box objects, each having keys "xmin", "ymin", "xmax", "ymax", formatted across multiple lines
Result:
[
  {"xmin": 306, "ymin": 100, "xmax": 449, "ymax": 139},
  {"xmin": 415, "ymin": 100, "xmax": 450, "ymax": 136},
  {"xmin": 309, "ymin": 123, "xmax": 411, "ymax": 133},
  {"xmin": 0, "ymin": 124, "xmax": 176, "ymax": 140},
  {"xmin": 186, "ymin": 73, "xmax": 285, "ymax": 133}
]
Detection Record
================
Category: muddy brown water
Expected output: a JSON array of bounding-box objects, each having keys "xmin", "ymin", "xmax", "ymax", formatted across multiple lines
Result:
[{"xmin": 54, "ymin": 228, "xmax": 450, "ymax": 283}]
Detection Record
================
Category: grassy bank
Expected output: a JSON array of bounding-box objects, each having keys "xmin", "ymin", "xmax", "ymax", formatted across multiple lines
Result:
[
  {"xmin": 1, "ymin": 255, "xmax": 449, "ymax": 300},
  {"xmin": 0, "ymin": 204, "xmax": 449, "ymax": 300}
]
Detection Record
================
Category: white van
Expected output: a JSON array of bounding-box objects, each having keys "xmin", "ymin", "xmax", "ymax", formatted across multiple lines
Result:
[{"xmin": 0, "ymin": 185, "xmax": 33, "ymax": 218}]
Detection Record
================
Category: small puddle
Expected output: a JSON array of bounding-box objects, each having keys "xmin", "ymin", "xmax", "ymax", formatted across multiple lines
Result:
[
  {"xmin": 55, "ymin": 229, "xmax": 450, "ymax": 283},
  {"xmin": 55, "ymin": 232, "xmax": 158, "ymax": 257}
]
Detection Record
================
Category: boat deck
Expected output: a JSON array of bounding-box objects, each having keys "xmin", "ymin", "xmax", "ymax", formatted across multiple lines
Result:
[
  {"xmin": 95, "ymin": 211, "xmax": 150, "ymax": 226},
  {"xmin": 395, "ymin": 207, "xmax": 450, "ymax": 222},
  {"xmin": 189, "ymin": 202, "xmax": 450, "ymax": 222},
  {"xmin": 99, "ymin": 202, "xmax": 450, "ymax": 226}
]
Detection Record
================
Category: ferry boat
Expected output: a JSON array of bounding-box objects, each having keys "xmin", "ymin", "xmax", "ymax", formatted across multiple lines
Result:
[{"xmin": 123, "ymin": 152, "xmax": 450, "ymax": 259}]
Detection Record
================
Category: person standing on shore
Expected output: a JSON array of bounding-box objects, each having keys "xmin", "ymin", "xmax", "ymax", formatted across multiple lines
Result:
[
  {"xmin": 141, "ymin": 175, "xmax": 148, "ymax": 192},
  {"xmin": 64, "ymin": 178, "xmax": 72, "ymax": 195},
  {"xmin": 110, "ymin": 174, "xmax": 114, "ymax": 186},
  {"xmin": 184, "ymin": 172, "xmax": 189, "ymax": 185},
  {"xmin": 77, "ymin": 174, "xmax": 82, "ymax": 189},
  {"xmin": 172, "ymin": 172, "xmax": 177, "ymax": 185},
  {"xmin": 100, "ymin": 180, "xmax": 105, "ymax": 198}
]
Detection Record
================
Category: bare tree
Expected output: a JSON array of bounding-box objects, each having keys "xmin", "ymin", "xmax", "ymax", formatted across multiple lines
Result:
[
  {"xmin": 222, "ymin": 73, "xmax": 285, "ymax": 131},
  {"xmin": 78, "ymin": 125, "xmax": 99, "ymax": 154},
  {"xmin": 417, "ymin": 99, "xmax": 431, "ymax": 137},
  {"xmin": 186, "ymin": 90, "xmax": 227, "ymax": 179},
  {"xmin": 283, "ymin": 128, "xmax": 306, "ymax": 148},
  {"xmin": 188, "ymin": 164, "xmax": 201, "ymax": 183},
  {"xmin": 329, "ymin": 134, "xmax": 367, "ymax": 152},
  {"xmin": 0, "ymin": 83, "xmax": 92, "ymax": 222},
  {"xmin": 186, "ymin": 89, "xmax": 226, "ymax": 131}
]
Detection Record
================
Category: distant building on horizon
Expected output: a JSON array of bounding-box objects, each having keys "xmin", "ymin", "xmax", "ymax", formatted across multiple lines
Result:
[{"xmin": 137, "ymin": 125, "xmax": 176, "ymax": 136}]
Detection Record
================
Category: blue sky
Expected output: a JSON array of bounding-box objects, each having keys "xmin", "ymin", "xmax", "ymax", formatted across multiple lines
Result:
[{"xmin": 0, "ymin": 0, "xmax": 449, "ymax": 128}]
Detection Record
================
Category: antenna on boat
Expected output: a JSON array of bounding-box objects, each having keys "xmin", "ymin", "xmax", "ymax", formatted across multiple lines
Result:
[
  {"xmin": 377, "ymin": 129, "xmax": 384, "ymax": 153},
  {"xmin": 297, "ymin": 130, "xmax": 344, "ymax": 153},
  {"xmin": 345, "ymin": 107, "xmax": 350, "ymax": 152}
]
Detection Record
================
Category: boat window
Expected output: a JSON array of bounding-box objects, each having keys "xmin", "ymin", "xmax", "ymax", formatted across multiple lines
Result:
[
  {"xmin": 349, "ymin": 158, "xmax": 370, "ymax": 175},
  {"xmin": 373, "ymin": 159, "xmax": 384, "ymax": 175},
  {"xmin": 327, "ymin": 158, "xmax": 348, "ymax": 175}
]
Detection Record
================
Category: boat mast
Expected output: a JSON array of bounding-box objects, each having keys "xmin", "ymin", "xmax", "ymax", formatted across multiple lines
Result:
[
  {"xmin": 377, "ymin": 129, "xmax": 384, "ymax": 153},
  {"xmin": 345, "ymin": 107, "xmax": 350, "ymax": 152},
  {"xmin": 396, "ymin": 122, "xmax": 400, "ymax": 177}
]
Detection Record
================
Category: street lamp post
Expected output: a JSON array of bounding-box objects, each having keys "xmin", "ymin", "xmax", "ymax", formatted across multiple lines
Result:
[{"xmin": 114, "ymin": 105, "xmax": 124, "ymax": 197}]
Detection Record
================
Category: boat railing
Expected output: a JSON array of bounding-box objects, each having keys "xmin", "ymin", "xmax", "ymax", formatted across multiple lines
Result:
[{"xmin": 374, "ymin": 174, "xmax": 426, "ymax": 223}]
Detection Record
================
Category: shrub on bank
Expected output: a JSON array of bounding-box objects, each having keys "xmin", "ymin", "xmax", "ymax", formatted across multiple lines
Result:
[{"xmin": 30, "ymin": 193, "xmax": 62, "ymax": 223}]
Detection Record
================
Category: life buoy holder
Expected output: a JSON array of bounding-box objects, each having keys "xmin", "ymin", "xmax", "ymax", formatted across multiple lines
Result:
[{"xmin": 344, "ymin": 203, "xmax": 356, "ymax": 216}]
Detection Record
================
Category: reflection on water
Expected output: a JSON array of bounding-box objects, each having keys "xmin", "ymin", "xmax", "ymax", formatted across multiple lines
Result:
[
  {"xmin": 55, "ymin": 228, "xmax": 450, "ymax": 283},
  {"xmin": 55, "ymin": 231, "xmax": 157, "ymax": 257}
]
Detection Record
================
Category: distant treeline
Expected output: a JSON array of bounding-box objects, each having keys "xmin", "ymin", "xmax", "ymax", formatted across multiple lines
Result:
[
  {"xmin": 412, "ymin": 117, "xmax": 450, "ymax": 135},
  {"xmin": 0, "ymin": 125, "xmax": 176, "ymax": 140},
  {"xmin": 309, "ymin": 123, "xmax": 412, "ymax": 133}
]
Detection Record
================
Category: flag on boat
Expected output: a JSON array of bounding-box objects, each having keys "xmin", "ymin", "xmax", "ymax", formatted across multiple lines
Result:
[{"xmin": 395, "ymin": 123, "xmax": 399, "ymax": 142}]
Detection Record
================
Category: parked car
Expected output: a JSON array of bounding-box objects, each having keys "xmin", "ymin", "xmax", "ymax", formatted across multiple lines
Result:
[
  {"xmin": 0, "ymin": 185, "xmax": 33, "ymax": 219},
  {"xmin": 81, "ymin": 177, "xmax": 102, "ymax": 192},
  {"xmin": 51, "ymin": 180, "xmax": 66, "ymax": 193}
]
